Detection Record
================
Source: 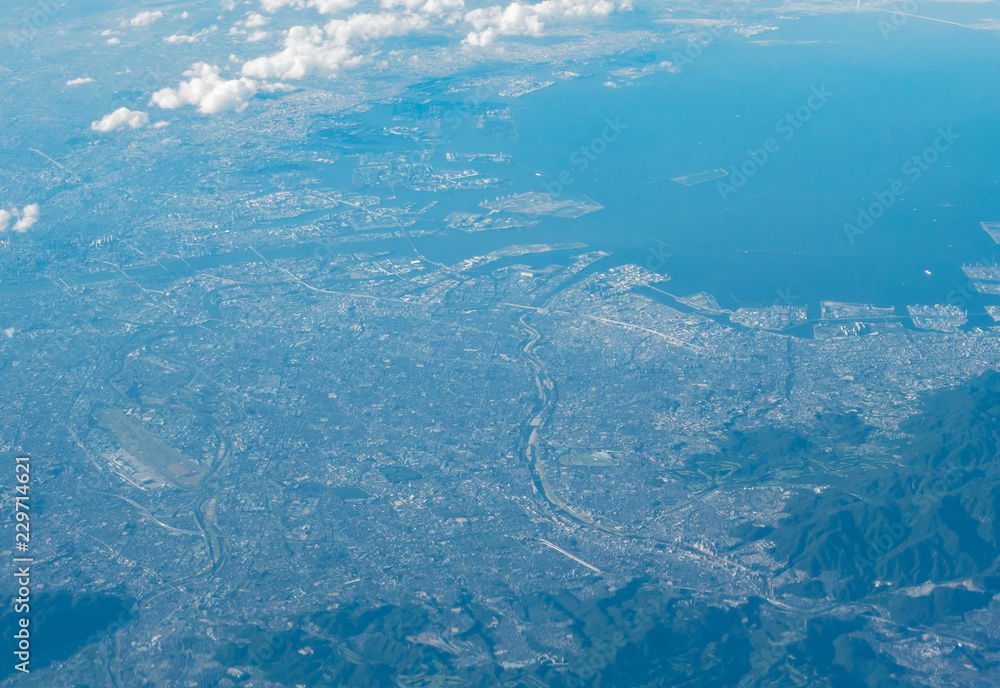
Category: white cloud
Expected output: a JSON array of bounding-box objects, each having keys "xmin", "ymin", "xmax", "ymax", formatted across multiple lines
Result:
[
  {"xmin": 259, "ymin": 81, "xmax": 294, "ymax": 93},
  {"xmin": 326, "ymin": 11, "xmax": 427, "ymax": 43},
  {"xmin": 106, "ymin": 36, "xmax": 121, "ymax": 45},
  {"xmin": 3, "ymin": 328, "xmax": 13, "ymax": 339},
  {"xmin": 245, "ymin": 12, "xmax": 270, "ymax": 27},
  {"xmin": 126, "ymin": 10, "xmax": 164, "ymax": 27},
  {"xmin": 261, "ymin": 0, "xmax": 301, "ymax": 10},
  {"xmin": 242, "ymin": 25, "xmax": 351, "ymax": 79},
  {"xmin": 13, "ymin": 204, "xmax": 39, "ymax": 232},
  {"xmin": 165, "ymin": 27, "xmax": 217, "ymax": 43},
  {"xmin": 310, "ymin": 0, "xmax": 359, "ymax": 12},
  {"xmin": 153, "ymin": 121, "xmax": 171, "ymax": 128},
  {"xmin": 260, "ymin": 0, "xmax": 358, "ymax": 12},
  {"xmin": 91, "ymin": 107, "xmax": 149, "ymax": 132},
  {"xmin": 463, "ymin": 0, "xmax": 622, "ymax": 46},
  {"xmin": 242, "ymin": 12, "xmax": 425, "ymax": 80},
  {"xmin": 151, "ymin": 3, "xmax": 463, "ymax": 117},
  {"xmin": 0, "ymin": 205, "xmax": 40, "ymax": 233},
  {"xmin": 150, "ymin": 63, "xmax": 259, "ymax": 114},
  {"xmin": 66, "ymin": 77, "xmax": 95, "ymax": 86},
  {"xmin": 382, "ymin": 0, "xmax": 464, "ymax": 19},
  {"xmin": 232, "ymin": 12, "xmax": 273, "ymax": 40}
]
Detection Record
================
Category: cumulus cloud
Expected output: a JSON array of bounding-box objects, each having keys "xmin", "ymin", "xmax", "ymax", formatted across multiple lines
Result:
[
  {"xmin": 150, "ymin": 63, "xmax": 259, "ymax": 114},
  {"xmin": 13, "ymin": 204, "xmax": 39, "ymax": 232},
  {"xmin": 126, "ymin": 10, "xmax": 164, "ymax": 26},
  {"xmin": 241, "ymin": 25, "xmax": 351, "ymax": 79},
  {"xmin": 66, "ymin": 77, "xmax": 94, "ymax": 86},
  {"xmin": 165, "ymin": 26, "xmax": 217, "ymax": 43},
  {"xmin": 311, "ymin": 0, "xmax": 360, "ymax": 12},
  {"xmin": 0, "ymin": 204, "xmax": 40, "ymax": 233},
  {"xmin": 230, "ymin": 26, "xmax": 272, "ymax": 41},
  {"xmin": 327, "ymin": 11, "xmax": 427, "ymax": 43},
  {"xmin": 260, "ymin": 0, "xmax": 358, "ymax": 13},
  {"xmin": 382, "ymin": 0, "xmax": 464, "ymax": 19},
  {"xmin": 463, "ymin": 0, "xmax": 623, "ymax": 46},
  {"xmin": 149, "ymin": 0, "xmax": 545, "ymax": 118},
  {"xmin": 106, "ymin": 36, "xmax": 121, "ymax": 45},
  {"xmin": 245, "ymin": 12, "xmax": 270, "ymax": 27},
  {"xmin": 261, "ymin": 0, "xmax": 300, "ymax": 10},
  {"xmin": 91, "ymin": 108, "xmax": 149, "ymax": 132},
  {"xmin": 231, "ymin": 13, "xmax": 272, "ymax": 40},
  {"xmin": 242, "ymin": 13, "xmax": 426, "ymax": 80},
  {"xmin": 260, "ymin": 81, "xmax": 295, "ymax": 93}
]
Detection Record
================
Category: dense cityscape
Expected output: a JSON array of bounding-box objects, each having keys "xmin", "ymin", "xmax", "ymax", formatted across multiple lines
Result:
[{"xmin": 3, "ymin": 0, "xmax": 1000, "ymax": 686}]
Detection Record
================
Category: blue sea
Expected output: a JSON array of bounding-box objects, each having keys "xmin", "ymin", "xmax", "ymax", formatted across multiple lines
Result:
[{"xmin": 405, "ymin": 10, "xmax": 1000, "ymax": 317}]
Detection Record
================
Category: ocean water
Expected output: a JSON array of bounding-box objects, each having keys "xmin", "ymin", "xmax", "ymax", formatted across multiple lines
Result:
[{"xmin": 412, "ymin": 11, "xmax": 1000, "ymax": 315}]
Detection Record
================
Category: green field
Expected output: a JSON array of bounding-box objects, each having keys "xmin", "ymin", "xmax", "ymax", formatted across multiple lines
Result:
[
  {"xmin": 380, "ymin": 466, "xmax": 423, "ymax": 483},
  {"xmin": 558, "ymin": 450, "xmax": 618, "ymax": 467},
  {"xmin": 478, "ymin": 533, "xmax": 514, "ymax": 549},
  {"xmin": 97, "ymin": 409, "xmax": 205, "ymax": 489},
  {"xmin": 334, "ymin": 486, "xmax": 371, "ymax": 501}
]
